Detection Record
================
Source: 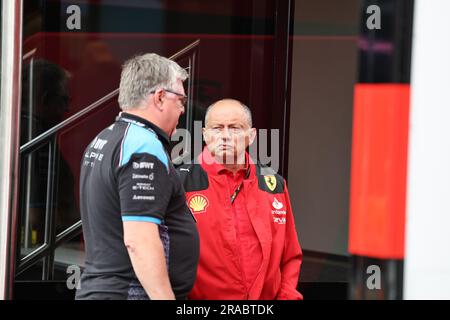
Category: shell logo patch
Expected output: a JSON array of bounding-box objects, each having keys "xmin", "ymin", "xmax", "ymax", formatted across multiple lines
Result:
[
  {"xmin": 264, "ymin": 175, "xmax": 277, "ymax": 191},
  {"xmin": 188, "ymin": 194, "xmax": 209, "ymax": 214}
]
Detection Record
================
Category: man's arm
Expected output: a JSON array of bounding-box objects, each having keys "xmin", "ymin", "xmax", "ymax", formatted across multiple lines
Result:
[
  {"xmin": 277, "ymin": 182, "xmax": 303, "ymax": 300},
  {"xmin": 123, "ymin": 221, "xmax": 175, "ymax": 300}
]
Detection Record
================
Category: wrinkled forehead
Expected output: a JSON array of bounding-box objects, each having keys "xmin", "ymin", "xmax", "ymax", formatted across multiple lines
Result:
[{"xmin": 205, "ymin": 102, "xmax": 250, "ymax": 127}]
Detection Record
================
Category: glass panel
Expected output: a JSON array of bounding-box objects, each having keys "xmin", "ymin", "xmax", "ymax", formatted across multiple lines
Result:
[
  {"xmin": 53, "ymin": 134, "xmax": 79, "ymax": 234},
  {"xmin": 19, "ymin": 1, "xmax": 278, "ymax": 288},
  {"xmin": 288, "ymin": 0, "xmax": 359, "ymax": 283},
  {"xmin": 15, "ymin": 258, "xmax": 45, "ymax": 281},
  {"xmin": 53, "ymin": 234, "xmax": 85, "ymax": 280},
  {"xmin": 19, "ymin": 144, "xmax": 50, "ymax": 256},
  {"xmin": 22, "ymin": 0, "xmax": 277, "ymax": 151},
  {"xmin": 20, "ymin": 58, "xmax": 70, "ymax": 144}
]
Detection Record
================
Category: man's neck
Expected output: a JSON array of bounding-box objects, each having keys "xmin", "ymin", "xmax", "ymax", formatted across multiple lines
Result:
[
  {"xmin": 216, "ymin": 153, "xmax": 247, "ymax": 174},
  {"xmin": 125, "ymin": 109, "xmax": 167, "ymax": 135},
  {"xmin": 222, "ymin": 163, "xmax": 246, "ymax": 174},
  {"xmin": 125, "ymin": 109, "xmax": 153, "ymax": 123}
]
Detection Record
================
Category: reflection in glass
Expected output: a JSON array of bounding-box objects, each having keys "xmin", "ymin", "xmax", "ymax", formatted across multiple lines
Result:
[
  {"xmin": 19, "ymin": 144, "xmax": 50, "ymax": 256},
  {"xmin": 21, "ymin": 59, "xmax": 70, "ymax": 144},
  {"xmin": 15, "ymin": 258, "xmax": 45, "ymax": 281},
  {"xmin": 53, "ymin": 234, "xmax": 85, "ymax": 280},
  {"xmin": 17, "ymin": 0, "xmax": 278, "ymax": 293},
  {"xmin": 54, "ymin": 139, "xmax": 79, "ymax": 235}
]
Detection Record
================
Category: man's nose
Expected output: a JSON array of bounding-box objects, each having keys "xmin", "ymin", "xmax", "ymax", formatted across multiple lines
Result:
[{"xmin": 220, "ymin": 127, "xmax": 232, "ymax": 139}]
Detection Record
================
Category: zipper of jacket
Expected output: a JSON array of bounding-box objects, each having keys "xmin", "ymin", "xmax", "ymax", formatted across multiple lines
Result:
[{"xmin": 228, "ymin": 175, "xmax": 249, "ymax": 296}]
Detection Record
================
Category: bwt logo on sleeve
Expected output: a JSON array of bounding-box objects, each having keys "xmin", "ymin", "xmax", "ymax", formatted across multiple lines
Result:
[{"xmin": 132, "ymin": 162, "xmax": 154, "ymax": 170}]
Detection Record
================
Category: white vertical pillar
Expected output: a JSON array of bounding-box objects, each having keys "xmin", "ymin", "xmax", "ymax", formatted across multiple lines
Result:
[
  {"xmin": 405, "ymin": 0, "xmax": 450, "ymax": 299},
  {"xmin": 0, "ymin": 0, "xmax": 22, "ymax": 300}
]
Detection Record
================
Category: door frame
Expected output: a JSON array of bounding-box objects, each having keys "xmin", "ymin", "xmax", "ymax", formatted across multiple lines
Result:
[{"xmin": 0, "ymin": 0, "xmax": 23, "ymax": 300}]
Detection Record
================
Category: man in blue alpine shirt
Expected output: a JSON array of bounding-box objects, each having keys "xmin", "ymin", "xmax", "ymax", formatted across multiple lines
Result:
[{"xmin": 76, "ymin": 53, "xmax": 199, "ymax": 300}]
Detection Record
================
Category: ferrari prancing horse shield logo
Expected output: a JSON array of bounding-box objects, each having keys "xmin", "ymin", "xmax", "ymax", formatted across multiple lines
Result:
[{"xmin": 264, "ymin": 175, "xmax": 277, "ymax": 191}]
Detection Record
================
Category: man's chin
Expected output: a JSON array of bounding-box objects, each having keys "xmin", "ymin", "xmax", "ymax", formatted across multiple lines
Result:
[{"xmin": 216, "ymin": 151, "xmax": 236, "ymax": 164}]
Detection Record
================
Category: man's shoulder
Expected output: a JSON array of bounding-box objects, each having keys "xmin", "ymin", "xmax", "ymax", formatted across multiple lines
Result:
[
  {"xmin": 119, "ymin": 123, "xmax": 168, "ymax": 168},
  {"xmin": 255, "ymin": 163, "xmax": 286, "ymax": 194},
  {"xmin": 175, "ymin": 161, "xmax": 286, "ymax": 194},
  {"xmin": 175, "ymin": 163, "xmax": 209, "ymax": 192},
  {"xmin": 82, "ymin": 122, "xmax": 122, "ymax": 161}
]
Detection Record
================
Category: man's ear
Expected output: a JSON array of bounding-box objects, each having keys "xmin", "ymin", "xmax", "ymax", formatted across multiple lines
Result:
[
  {"xmin": 152, "ymin": 88, "xmax": 164, "ymax": 111},
  {"xmin": 248, "ymin": 127, "xmax": 257, "ymax": 145},
  {"xmin": 202, "ymin": 127, "xmax": 209, "ymax": 144}
]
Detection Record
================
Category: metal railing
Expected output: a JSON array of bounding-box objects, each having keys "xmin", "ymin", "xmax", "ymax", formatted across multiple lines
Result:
[{"xmin": 16, "ymin": 89, "xmax": 119, "ymax": 277}]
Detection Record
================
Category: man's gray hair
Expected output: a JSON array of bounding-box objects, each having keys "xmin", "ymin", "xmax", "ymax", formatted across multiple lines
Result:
[
  {"xmin": 118, "ymin": 53, "xmax": 188, "ymax": 110},
  {"xmin": 205, "ymin": 99, "xmax": 253, "ymax": 127}
]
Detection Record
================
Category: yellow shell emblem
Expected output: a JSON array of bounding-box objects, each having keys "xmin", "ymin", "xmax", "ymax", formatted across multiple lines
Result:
[
  {"xmin": 188, "ymin": 194, "xmax": 209, "ymax": 213},
  {"xmin": 264, "ymin": 175, "xmax": 277, "ymax": 191}
]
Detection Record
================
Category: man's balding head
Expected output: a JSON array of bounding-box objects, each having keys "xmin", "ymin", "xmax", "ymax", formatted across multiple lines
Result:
[{"xmin": 205, "ymin": 99, "xmax": 252, "ymax": 128}]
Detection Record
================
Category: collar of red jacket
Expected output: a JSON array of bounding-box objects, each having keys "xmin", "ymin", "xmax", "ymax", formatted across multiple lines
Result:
[{"xmin": 198, "ymin": 147, "xmax": 256, "ymax": 176}]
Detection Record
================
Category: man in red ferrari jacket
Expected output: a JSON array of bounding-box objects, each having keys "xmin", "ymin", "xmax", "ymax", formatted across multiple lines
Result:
[{"xmin": 177, "ymin": 99, "xmax": 302, "ymax": 300}]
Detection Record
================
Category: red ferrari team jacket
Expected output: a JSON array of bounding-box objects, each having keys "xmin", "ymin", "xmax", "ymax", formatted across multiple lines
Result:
[{"xmin": 177, "ymin": 150, "xmax": 303, "ymax": 300}]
